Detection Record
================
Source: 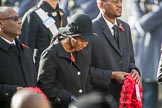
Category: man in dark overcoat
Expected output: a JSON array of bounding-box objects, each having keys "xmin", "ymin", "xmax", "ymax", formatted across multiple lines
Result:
[
  {"xmin": 90, "ymin": 0, "xmax": 141, "ymax": 106},
  {"xmin": 0, "ymin": 6, "xmax": 36, "ymax": 108}
]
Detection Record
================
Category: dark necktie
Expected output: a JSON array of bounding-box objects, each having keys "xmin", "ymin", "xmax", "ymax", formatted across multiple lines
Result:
[
  {"xmin": 10, "ymin": 44, "xmax": 19, "ymax": 57},
  {"xmin": 112, "ymin": 25, "xmax": 118, "ymax": 42}
]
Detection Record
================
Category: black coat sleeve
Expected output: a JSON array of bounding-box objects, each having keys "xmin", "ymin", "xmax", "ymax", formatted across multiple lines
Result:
[{"xmin": 0, "ymin": 84, "xmax": 17, "ymax": 102}]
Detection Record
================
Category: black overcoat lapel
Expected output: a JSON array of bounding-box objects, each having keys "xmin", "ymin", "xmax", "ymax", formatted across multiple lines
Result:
[
  {"xmin": 98, "ymin": 14, "xmax": 122, "ymax": 56},
  {"xmin": 117, "ymin": 20, "xmax": 126, "ymax": 56}
]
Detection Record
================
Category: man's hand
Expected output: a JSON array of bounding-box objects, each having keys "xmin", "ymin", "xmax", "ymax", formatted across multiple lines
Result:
[
  {"xmin": 111, "ymin": 71, "xmax": 129, "ymax": 83},
  {"xmin": 131, "ymin": 69, "xmax": 141, "ymax": 84}
]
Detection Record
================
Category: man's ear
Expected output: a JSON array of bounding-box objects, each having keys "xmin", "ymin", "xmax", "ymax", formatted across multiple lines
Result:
[{"xmin": 97, "ymin": 0, "xmax": 105, "ymax": 10}]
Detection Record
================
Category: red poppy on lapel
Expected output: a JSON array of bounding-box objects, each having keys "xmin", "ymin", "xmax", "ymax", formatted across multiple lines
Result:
[
  {"xmin": 119, "ymin": 23, "xmax": 124, "ymax": 31},
  {"xmin": 70, "ymin": 53, "xmax": 76, "ymax": 62},
  {"xmin": 22, "ymin": 44, "xmax": 28, "ymax": 48}
]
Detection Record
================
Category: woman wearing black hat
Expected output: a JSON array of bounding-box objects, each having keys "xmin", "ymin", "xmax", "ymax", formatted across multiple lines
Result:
[{"xmin": 37, "ymin": 13, "xmax": 95, "ymax": 108}]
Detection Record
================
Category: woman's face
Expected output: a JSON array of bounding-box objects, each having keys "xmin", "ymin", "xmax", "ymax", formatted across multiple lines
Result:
[{"xmin": 70, "ymin": 36, "xmax": 88, "ymax": 52}]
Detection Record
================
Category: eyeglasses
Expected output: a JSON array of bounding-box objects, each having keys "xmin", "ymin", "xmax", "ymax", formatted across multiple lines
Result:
[{"xmin": 0, "ymin": 16, "xmax": 22, "ymax": 21}]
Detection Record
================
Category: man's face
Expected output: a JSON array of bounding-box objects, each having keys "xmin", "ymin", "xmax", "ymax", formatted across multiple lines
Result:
[
  {"xmin": 101, "ymin": 0, "xmax": 122, "ymax": 19},
  {"xmin": 0, "ymin": 9, "xmax": 22, "ymax": 38}
]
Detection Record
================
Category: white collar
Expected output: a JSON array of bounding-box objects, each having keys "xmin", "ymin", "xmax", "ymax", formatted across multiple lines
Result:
[
  {"xmin": 103, "ymin": 16, "xmax": 117, "ymax": 29},
  {"xmin": 103, "ymin": 16, "xmax": 117, "ymax": 35},
  {"xmin": 0, "ymin": 36, "xmax": 16, "ymax": 45}
]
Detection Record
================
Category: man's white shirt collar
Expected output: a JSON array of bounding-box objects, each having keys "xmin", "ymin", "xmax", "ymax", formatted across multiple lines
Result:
[
  {"xmin": 103, "ymin": 16, "xmax": 117, "ymax": 36},
  {"xmin": 0, "ymin": 36, "xmax": 16, "ymax": 45}
]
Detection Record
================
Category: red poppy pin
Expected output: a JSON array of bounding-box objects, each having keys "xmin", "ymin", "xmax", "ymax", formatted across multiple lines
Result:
[
  {"xmin": 22, "ymin": 44, "xmax": 28, "ymax": 48},
  {"xmin": 119, "ymin": 23, "xmax": 124, "ymax": 31},
  {"xmin": 70, "ymin": 53, "xmax": 76, "ymax": 62}
]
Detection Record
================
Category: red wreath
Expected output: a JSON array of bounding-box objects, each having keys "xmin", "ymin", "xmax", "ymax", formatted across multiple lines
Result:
[{"xmin": 119, "ymin": 74, "xmax": 143, "ymax": 108}]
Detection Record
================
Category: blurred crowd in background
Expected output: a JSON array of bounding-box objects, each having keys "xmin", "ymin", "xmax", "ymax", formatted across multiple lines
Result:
[
  {"xmin": 0, "ymin": 0, "xmax": 162, "ymax": 108},
  {"xmin": 0, "ymin": 0, "xmax": 99, "ymax": 18},
  {"xmin": 0, "ymin": 0, "xmax": 39, "ymax": 16}
]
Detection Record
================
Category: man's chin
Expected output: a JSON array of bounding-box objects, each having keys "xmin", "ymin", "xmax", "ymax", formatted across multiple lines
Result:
[
  {"xmin": 17, "ymin": 32, "xmax": 21, "ymax": 36},
  {"xmin": 116, "ymin": 11, "xmax": 122, "ymax": 17},
  {"xmin": 116, "ymin": 14, "xmax": 122, "ymax": 17}
]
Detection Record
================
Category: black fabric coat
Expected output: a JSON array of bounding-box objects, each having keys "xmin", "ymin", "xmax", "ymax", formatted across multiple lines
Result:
[
  {"xmin": 37, "ymin": 43, "xmax": 92, "ymax": 108},
  {"xmin": 0, "ymin": 38, "xmax": 36, "ymax": 108}
]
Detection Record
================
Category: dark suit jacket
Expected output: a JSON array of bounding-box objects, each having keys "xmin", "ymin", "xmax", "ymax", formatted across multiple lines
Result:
[
  {"xmin": 37, "ymin": 43, "xmax": 92, "ymax": 108},
  {"xmin": 19, "ymin": 1, "xmax": 67, "ymax": 73},
  {"xmin": 0, "ymin": 38, "xmax": 36, "ymax": 108},
  {"xmin": 90, "ymin": 14, "xmax": 139, "ymax": 103}
]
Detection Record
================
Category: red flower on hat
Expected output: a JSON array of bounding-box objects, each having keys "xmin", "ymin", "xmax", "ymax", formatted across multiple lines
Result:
[
  {"xmin": 119, "ymin": 23, "xmax": 124, "ymax": 31},
  {"xmin": 22, "ymin": 43, "xmax": 28, "ymax": 48}
]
